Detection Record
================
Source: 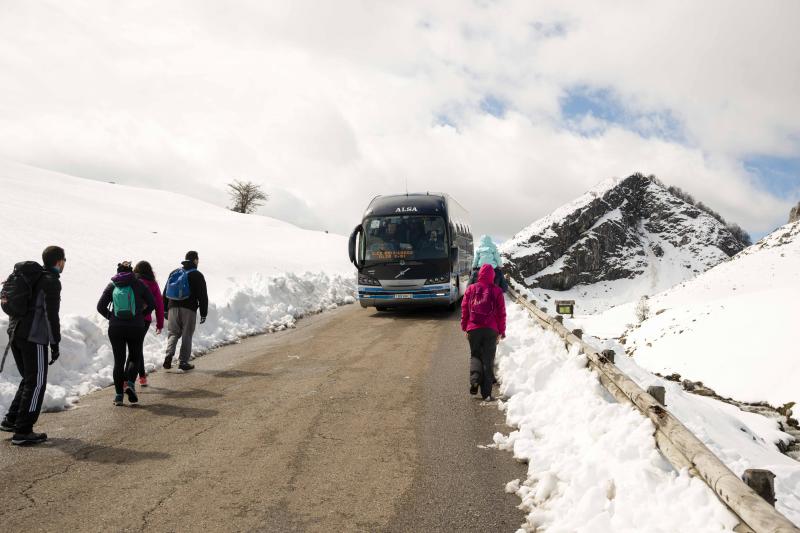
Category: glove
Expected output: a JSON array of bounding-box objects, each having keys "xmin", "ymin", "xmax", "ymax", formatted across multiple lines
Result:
[
  {"xmin": 200, "ymin": 316, "xmax": 206, "ymax": 324},
  {"xmin": 49, "ymin": 344, "xmax": 60, "ymax": 365}
]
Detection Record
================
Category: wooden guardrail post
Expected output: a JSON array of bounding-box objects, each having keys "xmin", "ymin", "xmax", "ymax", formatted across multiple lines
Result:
[
  {"xmin": 648, "ymin": 385, "xmax": 666, "ymax": 406},
  {"xmin": 743, "ymin": 470, "xmax": 777, "ymax": 506},
  {"xmin": 601, "ymin": 349, "xmax": 615, "ymax": 364},
  {"xmin": 572, "ymin": 328, "xmax": 583, "ymax": 339}
]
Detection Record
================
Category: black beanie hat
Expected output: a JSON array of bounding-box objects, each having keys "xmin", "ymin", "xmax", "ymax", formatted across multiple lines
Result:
[{"xmin": 117, "ymin": 261, "xmax": 133, "ymax": 273}]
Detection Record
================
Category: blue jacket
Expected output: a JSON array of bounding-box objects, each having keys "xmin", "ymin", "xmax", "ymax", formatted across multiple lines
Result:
[{"xmin": 472, "ymin": 235, "xmax": 502, "ymax": 269}]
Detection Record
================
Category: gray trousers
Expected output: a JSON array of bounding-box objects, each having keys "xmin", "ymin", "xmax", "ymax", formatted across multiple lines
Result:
[{"xmin": 165, "ymin": 307, "xmax": 197, "ymax": 364}]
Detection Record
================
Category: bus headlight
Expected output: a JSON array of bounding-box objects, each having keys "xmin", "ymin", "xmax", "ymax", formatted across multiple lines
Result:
[
  {"xmin": 425, "ymin": 276, "xmax": 449, "ymax": 285},
  {"xmin": 358, "ymin": 274, "xmax": 380, "ymax": 286}
]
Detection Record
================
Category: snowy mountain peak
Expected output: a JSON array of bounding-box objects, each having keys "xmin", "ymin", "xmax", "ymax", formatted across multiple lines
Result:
[
  {"xmin": 501, "ymin": 173, "xmax": 749, "ymax": 311},
  {"xmin": 790, "ymin": 201, "xmax": 800, "ymax": 223}
]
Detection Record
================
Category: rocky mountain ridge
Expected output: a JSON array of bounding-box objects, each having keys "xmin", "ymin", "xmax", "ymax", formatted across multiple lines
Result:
[{"xmin": 501, "ymin": 174, "xmax": 749, "ymax": 302}]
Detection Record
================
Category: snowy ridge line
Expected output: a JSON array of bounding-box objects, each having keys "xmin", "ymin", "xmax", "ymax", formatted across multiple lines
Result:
[{"xmin": 506, "ymin": 285, "xmax": 800, "ymax": 533}]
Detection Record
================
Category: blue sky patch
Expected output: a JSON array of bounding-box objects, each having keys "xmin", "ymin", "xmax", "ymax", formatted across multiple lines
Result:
[
  {"xmin": 560, "ymin": 86, "xmax": 684, "ymax": 143},
  {"xmin": 479, "ymin": 94, "xmax": 507, "ymax": 118},
  {"xmin": 743, "ymin": 155, "xmax": 800, "ymax": 198}
]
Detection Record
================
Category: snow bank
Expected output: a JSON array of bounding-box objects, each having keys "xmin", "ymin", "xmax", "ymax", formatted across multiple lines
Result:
[
  {"xmin": 0, "ymin": 159, "xmax": 355, "ymax": 413},
  {"xmin": 496, "ymin": 301, "xmax": 741, "ymax": 532},
  {"xmin": 498, "ymin": 300, "xmax": 800, "ymax": 528}
]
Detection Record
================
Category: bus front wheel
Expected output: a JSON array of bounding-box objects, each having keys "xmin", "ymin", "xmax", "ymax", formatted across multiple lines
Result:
[{"xmin": 375, "ymin": 305, "xmax": 389, "ymax": 311}]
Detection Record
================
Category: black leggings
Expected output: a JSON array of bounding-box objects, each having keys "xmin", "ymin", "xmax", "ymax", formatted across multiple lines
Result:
[
  {"xmin": 468, "ymin": 328, "xmax": 498, "ymax": 398},
  {"xmin": 108, "ymin": 325, "xmax": 144, "ymax": 394}
]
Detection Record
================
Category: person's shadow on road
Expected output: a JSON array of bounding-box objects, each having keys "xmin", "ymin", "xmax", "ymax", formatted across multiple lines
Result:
[
  {"xmin": 136, "ymin": 403, "xmax": 218, "ymax": 419},
  {"xmin": 43, "ymin": 438, "xmax": 171, "ymax": 464}
]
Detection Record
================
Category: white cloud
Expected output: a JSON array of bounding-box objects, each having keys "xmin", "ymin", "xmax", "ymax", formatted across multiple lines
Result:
[{"xmin": 0, "ymin": 0, "xmax": 797, "ymax": 239}]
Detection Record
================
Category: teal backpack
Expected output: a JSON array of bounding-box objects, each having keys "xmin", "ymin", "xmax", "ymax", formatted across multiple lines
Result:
[{"xmin": 112, "ymin": 283, "xmax": 136, "ymax": 319}]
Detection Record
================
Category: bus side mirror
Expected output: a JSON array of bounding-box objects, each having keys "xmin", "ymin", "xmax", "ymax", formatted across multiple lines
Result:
[{"xmin": 348, "ymin": 224, "xmax": 364, "ymax": 270}]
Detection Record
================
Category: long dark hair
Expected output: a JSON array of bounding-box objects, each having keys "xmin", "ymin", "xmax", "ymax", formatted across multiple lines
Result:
[{"xmin": 134, "ymin": 260, "xmax": 156, "ymax": 281}]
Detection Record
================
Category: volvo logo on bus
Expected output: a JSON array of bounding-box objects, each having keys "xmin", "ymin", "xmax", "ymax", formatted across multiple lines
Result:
[
  {"xmin": 395, "ymin": 207, "xmax": 418, "ymax": 213},
  {"xmin": 395, "ymin": 268, "xmax": 411, "ymax": 278}
]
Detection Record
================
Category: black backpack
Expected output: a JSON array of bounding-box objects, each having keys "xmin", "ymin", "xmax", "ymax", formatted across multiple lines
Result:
[{"xmin": 1, "ymin": 261, "xmax": 44, "ymax": 318}]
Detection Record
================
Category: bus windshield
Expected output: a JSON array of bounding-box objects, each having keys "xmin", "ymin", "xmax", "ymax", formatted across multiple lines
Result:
[{"xmin": 363, "ymin": 215, "xmax": 448, "ymax": 261}]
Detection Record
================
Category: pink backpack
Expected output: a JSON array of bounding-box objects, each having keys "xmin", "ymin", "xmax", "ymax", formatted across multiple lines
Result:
[{"xmin": 469, "ymin": 284, "xmax": 495, "ymax": 321}]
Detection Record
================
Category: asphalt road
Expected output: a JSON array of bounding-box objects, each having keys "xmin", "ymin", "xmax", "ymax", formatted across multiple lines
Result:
[{"xmin": 0, "ymin": 304, "xmax": 525, "ymax": 532}]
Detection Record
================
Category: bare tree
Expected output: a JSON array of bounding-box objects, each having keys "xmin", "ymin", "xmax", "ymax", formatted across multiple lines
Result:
[
  {"xmin": 635, "ymin": 295, "xmax": 650, "ymax": 323},
  {"xmin": 227, "ymin": 180, "xmax": 268, "ymax": 214}
]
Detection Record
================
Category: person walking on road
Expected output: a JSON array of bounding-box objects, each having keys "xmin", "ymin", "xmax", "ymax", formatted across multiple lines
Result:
[
  {"xmin": 469, "ymin": 235, "xmax": 509, "ymax": 292},
  {"xmin": 0, "ymin": 246, "xmax": 65, "ymax": 445},
  {"xmin": 97, "ymin": 261, "xmax": 155, "ymax": 406},
  {"xmin": 133, "ymin": 261, "xmax": 164, "ymax": 387},
  {"xmin": 163, "ymin": 251, "xmax": 208, "ymax": 372},
  {"xmin": 461, "ymin": 263, "xmax": 506, "ymax": 402}
]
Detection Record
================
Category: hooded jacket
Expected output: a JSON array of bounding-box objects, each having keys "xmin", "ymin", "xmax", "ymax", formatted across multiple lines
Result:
[
  {"xmin": 461, "ymin": 264, "xmax": 506, "ymax": 336},
  {"xmin": 472, "ymin": 235, "xmax": 503, "ymax": 269},
  {"xmin": 137, "ymin": 275, "xmax": 165, "ymax": 330},
  {"xmin": 8, "ymin": 263, "xmax": 62, "ymax": 346},
  {"xmin": 96, "ymin": 272, "xmax": 155, "ymax": 328},
  {"xmin": 163, "ymin": 260, "xmax": 208, "ymax": 318}
]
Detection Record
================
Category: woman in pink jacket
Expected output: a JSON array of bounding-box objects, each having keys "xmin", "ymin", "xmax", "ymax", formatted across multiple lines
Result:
[
  {"xmin": 461, "ymin": 263, "xmax": 507, "ymax": 401},
  {"xmin": 133, "ymin": 261, "xmax": 165, "ymax": 387}
]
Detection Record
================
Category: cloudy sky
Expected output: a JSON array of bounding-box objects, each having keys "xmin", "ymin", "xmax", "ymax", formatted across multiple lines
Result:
[{"xmin": 1, "ymin": 0, "xmax": 798, "ymax": 240}]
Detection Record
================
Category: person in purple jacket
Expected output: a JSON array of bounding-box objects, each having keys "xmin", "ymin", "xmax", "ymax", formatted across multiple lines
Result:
[
  {"xmin": 461, "ymin": 263, "xmax": 507, "ymax": 401},
  {"xmin": 133, "ymin": 261, "xmax": 164, "ymax": 387},
  {"xmin": 96, "ymin": 262, "xmax": 155, "ymax": 406}
]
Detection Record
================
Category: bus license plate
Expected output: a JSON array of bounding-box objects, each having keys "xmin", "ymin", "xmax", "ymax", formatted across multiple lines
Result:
[{"xmin": 394, "ymin": 294, "xmax": 412, "ymax": 299}]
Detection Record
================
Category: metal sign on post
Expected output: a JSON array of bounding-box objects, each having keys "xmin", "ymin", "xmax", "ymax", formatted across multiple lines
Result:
[{"xmin": 555, "ymin": 300, "xmax": 575, "ymax": 317}]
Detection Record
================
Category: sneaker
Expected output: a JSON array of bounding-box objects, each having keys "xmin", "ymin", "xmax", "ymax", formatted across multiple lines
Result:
[
  {"xmin": 113, "ymin": 394, "xmax": 124, "ymax": 406},
  {"xmin": 0, "ymin": 418, "xmax": 16, "ymax": 433},
  {"xmin": 483, "ymin": 395, "xmax": 496, "ymax": 402},
  {"xmin": 11, "ymin": 432, "xmax": 48, "ymax": 445},
  {"xmin": 163, "ymin": 356, "xmax": 172, "ymax": 369},
  {"xmin": 138, "ymin": 375, "xmax": 148, "ymax": 387},
  {"xmin": 469, "ymin": 383, "xmax": 479, "ymax": 395},
  {"xmin": 178, "ymin": 362, "xmax": 195, "ymax": 371},
  {"xmin": 125, "ymin": 381, "xmax": 139, "ymax": 404}
]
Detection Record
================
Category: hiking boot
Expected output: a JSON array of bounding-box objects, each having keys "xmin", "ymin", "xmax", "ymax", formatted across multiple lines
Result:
[
  {"xmin": 113, "ymin": 394, "xmax": 124, "ymax": 406},
  {"xmin": 0, "ymin": 418, "xmax": 16, "ymax": 433},
  {"xmin": 138, "ymin": 374, "xmax": 148, "ymax": 387},
  {"xmin": 125, "ymin": 381, "xmax": 139, "ymax": 404},
  {"xmin": 178, "ymin": 362, "xmax": 195, "ymax": 371},
  {"xmin": 469, "ymin": 383, "xmax": 479, "ymax": 395},
  {"xmin": 163, "ymin": 356, "xmax": 172, "ymax": 369},
  {"xmin": 11, "ymin": 432, "xmax": 48, "ymax": 445}
]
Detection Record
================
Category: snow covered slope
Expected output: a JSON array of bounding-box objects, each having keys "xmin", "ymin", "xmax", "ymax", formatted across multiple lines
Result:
[
  {"xmin": 502, "ymin": 174, "xmax": 748, "ymax": 313},
  {"xmin": 0, "ymin": 159, "xmax": 355, "ymax": 413},
  {"xmin": 497, "ymin": 301, "xmax": 800, "ymax": 529},
  {"xmin": 616, "ymin": 220, "xmax": 800, "ymax": 407}
]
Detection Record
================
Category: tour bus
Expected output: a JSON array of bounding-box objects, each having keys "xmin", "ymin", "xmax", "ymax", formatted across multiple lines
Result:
[{"xmin": 348, "ymin": 193, "xmax": 474, "ymax": 310}]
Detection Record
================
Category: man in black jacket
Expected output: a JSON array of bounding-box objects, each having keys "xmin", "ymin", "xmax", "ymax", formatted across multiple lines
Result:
[
  {"xmin": 1, "ymin": 246, "xmax": 64, "ymax": 445},
  {"xmin": 163, "ymin": 250, "xmax": 208, "ymax": 371}
]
